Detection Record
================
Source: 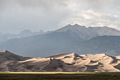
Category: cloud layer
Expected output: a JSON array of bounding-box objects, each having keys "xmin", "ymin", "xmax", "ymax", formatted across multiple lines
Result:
[{"xmin": 0, "ymin": 0, "xmax": 120, "ymax": 33}]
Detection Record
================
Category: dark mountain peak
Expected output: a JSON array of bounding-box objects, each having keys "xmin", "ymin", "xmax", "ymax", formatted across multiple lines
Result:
[{"xmin": 0, "ymin": 50, "xmax": 26, "ymax": 61}]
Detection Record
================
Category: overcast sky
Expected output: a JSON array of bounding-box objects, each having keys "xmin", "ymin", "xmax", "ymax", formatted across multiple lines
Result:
[{"xmin": 0, "ymin": 0, "xmax": 120, "ymax": 33}]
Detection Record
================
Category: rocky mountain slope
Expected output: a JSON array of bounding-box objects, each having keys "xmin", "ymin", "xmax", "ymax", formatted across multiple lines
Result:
[
  {"xmin": 0, "ymin": 24, "xmax": 120, "ymax": 57},
  {"xmin": 57, "ymin": 24, "xmax": 120, "ymax": 40},
  {"xmin": 1, "ymin": 51, "xmax": 120, "ymax": 72}
]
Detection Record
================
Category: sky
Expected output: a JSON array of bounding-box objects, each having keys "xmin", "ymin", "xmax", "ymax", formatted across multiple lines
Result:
[{"xmin": 0, "ymin": 0, "xmax": 120, "ymax": 33}]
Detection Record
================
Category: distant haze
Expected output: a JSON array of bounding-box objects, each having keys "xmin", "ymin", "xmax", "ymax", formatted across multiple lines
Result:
[{"xmin": 0, "ymin": 0, "xmax": 120, "ymax": 33}]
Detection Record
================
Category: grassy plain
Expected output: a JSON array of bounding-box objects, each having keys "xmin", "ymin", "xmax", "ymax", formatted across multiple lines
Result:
[{"xmin": 0, "ymin": 72, "xmax": 119, "ymax": 80}]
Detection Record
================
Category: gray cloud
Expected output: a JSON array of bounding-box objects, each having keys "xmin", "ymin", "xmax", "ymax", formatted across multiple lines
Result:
[{"xmin": 0, "ymin": 0, "xmax": 120, "ymax": 33}]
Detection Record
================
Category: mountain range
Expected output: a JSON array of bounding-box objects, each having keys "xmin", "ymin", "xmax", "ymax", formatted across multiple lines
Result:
[
  {"xmin": 0, "ymin": 29, "xmax": 44, "ymax": 43},
  {"xmin": 0, "ymin": 24, "xmax": 120, "ymax": 57}
]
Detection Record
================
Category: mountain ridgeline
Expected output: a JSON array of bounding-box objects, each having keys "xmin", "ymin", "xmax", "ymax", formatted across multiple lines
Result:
[{"xmin": 0, "ymin": 24, "xmax": 120, "ymax": 57}]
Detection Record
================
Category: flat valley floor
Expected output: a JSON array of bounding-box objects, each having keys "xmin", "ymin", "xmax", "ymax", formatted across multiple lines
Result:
[{"xmin": 0, "ymin": 72, "xmax": 119, "ymax": 80}]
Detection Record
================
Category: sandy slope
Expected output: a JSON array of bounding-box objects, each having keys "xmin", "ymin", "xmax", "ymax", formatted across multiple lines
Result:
[{"xmin": 0, "ymin": 51, "xmax": 120, "ymax": 72}]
